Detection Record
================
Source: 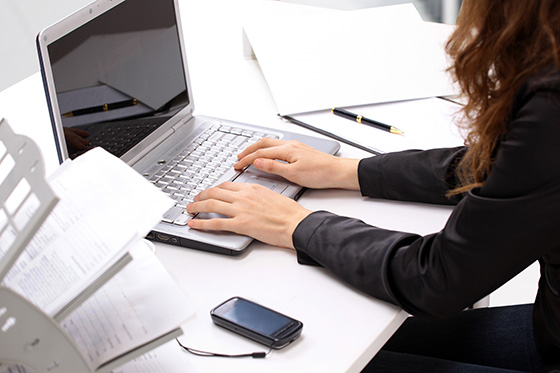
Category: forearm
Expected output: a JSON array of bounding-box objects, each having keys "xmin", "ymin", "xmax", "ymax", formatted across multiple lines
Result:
[
  {"xmin": 358, "ymin": 147, "xmax": 467, "ymax": 205},
  {"xmin": 293, "ymin": 188, "xmax": 552, "ymax": 319}
]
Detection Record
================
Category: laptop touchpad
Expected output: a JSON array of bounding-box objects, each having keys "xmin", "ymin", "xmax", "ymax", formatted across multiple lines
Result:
[{"xmin": 234, "ymin": 169, "xmax": 289, "ymax": 194}]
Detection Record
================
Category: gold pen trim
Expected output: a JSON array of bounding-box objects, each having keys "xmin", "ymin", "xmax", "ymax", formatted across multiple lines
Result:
[{"xmin": 356, "ymin": 115, "xmax": 363, "ymax": 124}]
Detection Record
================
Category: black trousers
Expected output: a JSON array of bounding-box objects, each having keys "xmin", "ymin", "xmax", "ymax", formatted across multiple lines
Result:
[{"xmin": 362, "ymin": 304, "xmax": 544, "ymax": 373}]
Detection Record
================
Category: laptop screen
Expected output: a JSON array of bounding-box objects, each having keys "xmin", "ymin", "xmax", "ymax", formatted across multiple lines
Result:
[{"xmin": 47, "ymin": 0, "xmax": 189, "ymax": 159}]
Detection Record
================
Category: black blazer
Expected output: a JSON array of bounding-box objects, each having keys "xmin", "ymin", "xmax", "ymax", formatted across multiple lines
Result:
[{"xmin": 293, "ymin": 70, "xmax": 560, "ymax": 371}]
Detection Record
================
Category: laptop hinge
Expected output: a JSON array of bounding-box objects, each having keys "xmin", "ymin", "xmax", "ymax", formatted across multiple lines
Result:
[
  {"xmin": 126, "ymin": 111, "xmax": 193, "ymax": 166},
  {"xmin": 173, "ymin": 110, "xmax": 194, "ymax": 130}
]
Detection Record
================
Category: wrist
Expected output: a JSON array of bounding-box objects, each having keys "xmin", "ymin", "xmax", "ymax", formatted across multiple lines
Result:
[
  {"xmin": 332, "ymin": 158, "xmax": 360, "ymax": 190},
  {"xmin": 287, "ymin": 207, "xmax": 312, "ymax": 250}
]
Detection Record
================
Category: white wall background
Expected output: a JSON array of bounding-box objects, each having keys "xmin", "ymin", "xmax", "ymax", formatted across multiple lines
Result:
[
  {"xmin": 0, "ymin": 0, "xmax": 461, "ymax": 92},
  {"xmin": 0, "ymin": 0, "xmax": 94, "ymax": 91}
]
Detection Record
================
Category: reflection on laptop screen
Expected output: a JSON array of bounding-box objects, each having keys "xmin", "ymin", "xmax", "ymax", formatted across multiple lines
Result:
[{"xmin": 48, "ymin": 0, "xmax": 188, "ymax": 159}]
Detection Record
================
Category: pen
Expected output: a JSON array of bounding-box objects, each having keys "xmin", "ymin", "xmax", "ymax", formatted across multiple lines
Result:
[
  {"xmin": 62, "ymin": 98, "xmax": 138, "ymax": 117},
  {"xmin": 331, "ymin": 107, "xmax": 404, "ymax": 135}
]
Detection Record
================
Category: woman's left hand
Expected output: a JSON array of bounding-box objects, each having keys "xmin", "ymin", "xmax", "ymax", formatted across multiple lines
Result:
[{"xmin": 186, "ymin": 182, "xmax": 312, "ymax": 249}]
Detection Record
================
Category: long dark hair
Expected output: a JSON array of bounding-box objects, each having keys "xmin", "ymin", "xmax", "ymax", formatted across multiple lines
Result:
[{"xmin": 446, "ymin": 0, "xmax": 560, "ymax": 193}]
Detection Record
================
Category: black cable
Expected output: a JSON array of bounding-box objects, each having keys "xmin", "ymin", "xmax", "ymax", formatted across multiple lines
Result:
[{"xmin": 176, "ymin": 338, "xmax": 271, "ymax": 359}]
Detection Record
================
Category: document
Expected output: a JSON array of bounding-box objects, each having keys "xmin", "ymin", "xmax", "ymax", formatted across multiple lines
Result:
[
  {"xmin": 1, "ymin": 123, "xmax": 192, "ymax": 372},
  {"xmin": 290, "ymin": 98, "xmax": 466, "ymax": 154},
  {"xmin": 2, "ymin": 147, "xmax": 173, "ymax": 316},
  {"xmin": 3, "ymin": 243, "xmax": 195, "ymax": 373},
  {"xmin": 243, "ymin": 3, "xmax": 458, "ymax": 114},
  {"xmin": 113, "ymin": 339, "xmax": 195, "ymax": 373},
  {"xmin": 61, "ymin": 242, "xmax": 195, "ymax": 371}
]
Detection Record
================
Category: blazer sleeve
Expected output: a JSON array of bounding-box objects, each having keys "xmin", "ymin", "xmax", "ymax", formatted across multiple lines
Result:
[
  {"xmin": 358, "ymin": 146, "xmax": 466, "ymax": 205},
  {"xmin": 293, "ymin": 77, "xmax": 560, "ymax": 319}
]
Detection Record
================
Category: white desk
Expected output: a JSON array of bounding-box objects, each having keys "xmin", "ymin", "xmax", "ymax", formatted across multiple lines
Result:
[{"xmin": 0, "ymin": 0, "xmax": 459, "ymax": 371}]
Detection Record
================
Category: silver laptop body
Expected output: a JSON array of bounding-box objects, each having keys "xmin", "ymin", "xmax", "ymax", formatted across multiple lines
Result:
[{"xmin": 37, "ymin": 0, "xmax": 340, "ymax": 255}]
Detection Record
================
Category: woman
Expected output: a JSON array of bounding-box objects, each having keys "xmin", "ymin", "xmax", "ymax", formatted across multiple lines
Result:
[{"xmin": 187, "ymin": 1, "xmax": 560, "ymax": 371}]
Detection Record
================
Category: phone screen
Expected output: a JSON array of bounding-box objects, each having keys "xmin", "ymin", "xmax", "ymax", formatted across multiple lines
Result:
[{"xmin": 219, "ymin": 298, "xmax": 294, "ymax": 335}]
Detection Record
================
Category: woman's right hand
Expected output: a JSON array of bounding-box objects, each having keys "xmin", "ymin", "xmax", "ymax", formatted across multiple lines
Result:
[{"xmin": 234, "ymin": 138, "xmax": 361, "ymax": 190}]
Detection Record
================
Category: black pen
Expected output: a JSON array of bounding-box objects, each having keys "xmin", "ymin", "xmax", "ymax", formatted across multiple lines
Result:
[{"xmin": 332, "ymin": 107, "xmax": 404, "ymax": 135}]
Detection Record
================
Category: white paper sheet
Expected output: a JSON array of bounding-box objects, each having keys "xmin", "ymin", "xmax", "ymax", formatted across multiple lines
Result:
[
  {"xmin": 112, "ymin": 339, "xmax": 196, "ymax": 373},
  {"xmin": 291, "ymin": 98, "xmax": 466, "ymax": 154},
  {"xmin": 61, "ymin": 242, "xmax": 195, "ymax": 369},
  {"xmin": 243, "ymin": 3, "xmax": 458, "ymax": 114},
  {"xmin": 2, "ymin": 147, "xmax": 174, "ymax": 316}
]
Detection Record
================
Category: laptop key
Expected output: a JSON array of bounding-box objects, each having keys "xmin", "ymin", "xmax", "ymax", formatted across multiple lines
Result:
[
  {"xmin": 162, "ymin": 206, "xmax": 184, "ymax": 223},
  {"xmin": 174, "ymin": 212, "xmax": 193, "ymax": 226},
  {"xmin": 152, "ymin": 126, "xmax": 283, "ymax": 227}
]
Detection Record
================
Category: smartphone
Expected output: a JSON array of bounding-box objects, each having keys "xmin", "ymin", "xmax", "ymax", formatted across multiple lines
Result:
[{"xmin": 210, "ymin": 297, "xmax": 303, "ymax": 349}]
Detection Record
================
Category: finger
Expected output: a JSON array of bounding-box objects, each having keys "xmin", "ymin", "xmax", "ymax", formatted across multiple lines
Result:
[
  {"xmin": 213, "ymin": 181, "xmax": 245, "ymax": 191},
  {"xmin": 75, "ymin": 129, "xmax": 90, "ymax": 137},
  {"xmin": 210, "ymin": 182, "xmax": 271, "ymax": 195},
  {"xmin": 235, "ymin": 139, "xmax": 290, "ymax": 170},
  {"xmin": 187, "ymin": 199, "xmax": 235, "ymax": 216},
  {"xmin": 253, "ymin": 158, "xmax": 292, "ymax": 179},
  {"xmin": 234, "ymin": 145, "xmax": 292, "ymax": 170},
  {"xmin": 193, "ymin": 183, "xmax": 238, "ymax": 203},
  {"xmin": 187, "ymin": 217, "xmax": 237, "ymax": 232},
  {"xmin": 237, "ymin": 137, "xmax": 285, "ymax": 160}
]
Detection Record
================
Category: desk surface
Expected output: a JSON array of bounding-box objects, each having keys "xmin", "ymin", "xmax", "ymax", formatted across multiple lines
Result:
[{"xmin": 0, "ymin": 0, "xmax": 460, "ymax": 371}]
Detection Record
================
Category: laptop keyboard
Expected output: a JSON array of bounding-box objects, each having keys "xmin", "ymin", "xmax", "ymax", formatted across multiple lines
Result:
[
  {"xmin": 89, "ymin": 120, "xmax": 161, "ymax": 157},
  {"xmin": 148, "ymin": 123, "xmax": 279, "ymax": 226},
  {"xmin": 69, "ymin": 117, "xmax": 167, "ymax": 159}
]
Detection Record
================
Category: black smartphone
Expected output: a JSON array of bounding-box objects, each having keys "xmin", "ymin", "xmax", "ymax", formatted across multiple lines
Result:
[{"xmin": 210, "ymin": 297, "xmax": 303, "ymax": 349}]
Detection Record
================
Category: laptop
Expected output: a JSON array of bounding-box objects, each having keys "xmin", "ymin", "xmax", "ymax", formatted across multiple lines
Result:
[{"xmin": 36, "ymin": 0, "xmax": 340, "ymax": 255}]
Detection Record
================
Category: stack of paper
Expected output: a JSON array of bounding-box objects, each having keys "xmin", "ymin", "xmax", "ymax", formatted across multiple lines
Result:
[
  {"xmin": 243, "ymin": 3, "xmax": 458, "ymax": 115},
  {"xmin": 1, "ymin": 143, "xmax": 195, "ymax": 372},
  {"xmin": 4, "ymin": 147, "xmax": 174, "ymax": 319}
]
